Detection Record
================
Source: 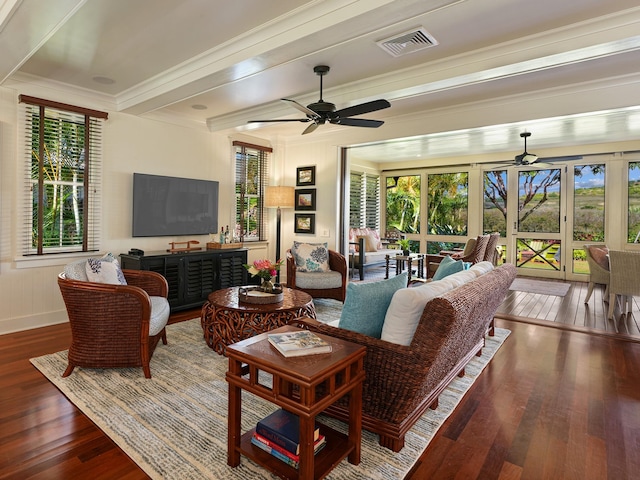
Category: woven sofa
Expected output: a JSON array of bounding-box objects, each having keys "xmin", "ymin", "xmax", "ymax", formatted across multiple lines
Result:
[
  {"xmin": 295, "ymin": 262, "xmax": 516, "ymax": 451},
  {"xmin": 349, "ymin": 227, "xmax": 399, "ymax": 280}
]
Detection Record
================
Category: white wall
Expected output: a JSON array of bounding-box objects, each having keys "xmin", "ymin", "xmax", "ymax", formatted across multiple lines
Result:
[{"xmin": 0, "ymin": 80, "xmax": 241, "ymax": 334}]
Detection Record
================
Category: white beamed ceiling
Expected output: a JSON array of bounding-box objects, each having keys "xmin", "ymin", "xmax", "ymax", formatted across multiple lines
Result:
[{"xmin": 2, "ymin": 0, "xmax": 640, "ymax": 161}]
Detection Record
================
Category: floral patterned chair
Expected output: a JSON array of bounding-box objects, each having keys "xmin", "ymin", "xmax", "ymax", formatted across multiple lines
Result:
[{"xmin": 286, "ymin": 242, "xmax": 347, "ymax": 302}]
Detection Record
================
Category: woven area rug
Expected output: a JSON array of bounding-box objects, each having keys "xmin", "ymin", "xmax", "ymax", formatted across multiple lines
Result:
[
  {"xmin": 509, "ymin": 277, "xmax": 571, "ymax": 296},
  {"xmin": 31, "ymin": 304, "xmax": 510, "ymax": 480}
]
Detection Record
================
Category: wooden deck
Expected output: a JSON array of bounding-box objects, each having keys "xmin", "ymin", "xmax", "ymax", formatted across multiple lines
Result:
[{"xmin": 496, "ymin": 279, "xmax": 640, "ymax": 338}]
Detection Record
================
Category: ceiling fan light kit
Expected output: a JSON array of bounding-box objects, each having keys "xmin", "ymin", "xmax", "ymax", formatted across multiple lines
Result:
[{"xmin": 248, "ymin": 65, "xmax": 390, "ymax": 134}]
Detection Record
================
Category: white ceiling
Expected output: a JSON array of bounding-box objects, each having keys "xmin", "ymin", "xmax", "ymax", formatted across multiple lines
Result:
[{"xmin": 2, "ymin": 0, "xmax": 640, "ymax": 162}]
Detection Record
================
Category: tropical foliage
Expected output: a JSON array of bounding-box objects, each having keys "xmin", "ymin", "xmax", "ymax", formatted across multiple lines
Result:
[
  {"xmin": 386, "ymin": 175, "xmax": 420, "ymax": 233},
  {"xmin": 31, "ymin": 111, "xmax": 86, "ymax": 250}
]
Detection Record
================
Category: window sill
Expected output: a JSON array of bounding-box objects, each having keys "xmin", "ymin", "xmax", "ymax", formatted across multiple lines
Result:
[{"xmin": 14, "ymin": 252, "xmax": 96, "ymax": 269}]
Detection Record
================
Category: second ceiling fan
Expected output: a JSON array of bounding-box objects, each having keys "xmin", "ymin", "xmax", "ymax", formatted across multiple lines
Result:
[{"xmin": 248, "ymin": 65, "xmax": 391, "ymax": 135}]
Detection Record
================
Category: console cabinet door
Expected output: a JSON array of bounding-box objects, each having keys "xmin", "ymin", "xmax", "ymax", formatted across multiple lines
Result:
[
  {"xmin": 181, "ymin": 254, "xmax": 217, "ymax": 307},
  {"xmin": 219, "ymin": 250, "xmax": 248, "ymax": 289}
]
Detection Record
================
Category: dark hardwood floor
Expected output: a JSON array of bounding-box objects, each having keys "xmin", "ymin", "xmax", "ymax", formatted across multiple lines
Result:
[{"xmin": 2, "ymin": 282, "xmax": 640, "ymax": 479}]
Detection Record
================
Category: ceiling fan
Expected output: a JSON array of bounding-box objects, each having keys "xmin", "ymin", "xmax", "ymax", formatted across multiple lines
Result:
[
  {"xmin": 248, "ymin": 65, "xmax": 391, "ymax": 135},
  {"xmin": 514, "ymin": 131, "xmax": 538, "ymax": 165}
]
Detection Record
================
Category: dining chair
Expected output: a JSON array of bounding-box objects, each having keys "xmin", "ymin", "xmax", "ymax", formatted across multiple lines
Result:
[{"xmin": 607, "ymin": 250, "xmax": 640, "ymax": 319}]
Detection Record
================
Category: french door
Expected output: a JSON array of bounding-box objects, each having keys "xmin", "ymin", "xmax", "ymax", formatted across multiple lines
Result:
[{"xmin": 507, "ymin": 165, "xmax": 566, "ymax": 279}]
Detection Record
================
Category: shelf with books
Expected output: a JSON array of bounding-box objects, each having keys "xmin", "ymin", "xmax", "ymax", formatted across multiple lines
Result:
[
  {"xmin": 226, "ymin": 325, "xmax": 365, "ymax": 479},
  {"xmin": 240, "ymin": 425, "xmax": 349, "ymax": 479}
]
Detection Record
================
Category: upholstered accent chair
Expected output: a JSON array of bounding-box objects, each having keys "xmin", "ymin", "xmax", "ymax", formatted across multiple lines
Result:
[
  {"xmin": 286, "ymin": 247, "xmax": 348, "ymax": 302},
  {"xmin": 584, "ymin": 243, "xmax": 610, "ymax": 303},
  {"xmin": 58, "ymin": 257, "xmax": 170, "ymax": 378},
  {"xmin": 607, "ymin": 250, "xmax": 640, "ymax": 319}
]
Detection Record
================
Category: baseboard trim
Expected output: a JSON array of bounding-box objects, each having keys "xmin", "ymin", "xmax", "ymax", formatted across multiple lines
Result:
[{"xmin": 0, "ymin": 310, "xmax": 68, "ymax": 335}]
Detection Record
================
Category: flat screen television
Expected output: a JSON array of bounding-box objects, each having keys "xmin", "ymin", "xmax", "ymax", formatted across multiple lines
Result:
[{"xmin": 132, "ymin": 173, "xmax": 219, "ymax": 237}]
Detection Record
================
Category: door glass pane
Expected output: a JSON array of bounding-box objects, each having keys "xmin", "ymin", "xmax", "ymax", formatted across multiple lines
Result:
[
  {"xmin": 629, "ymin": 162, "xmax": 640, "ymax": 243},
  {"xmin": 427, "ymin": 172, "xmax": 468, "ymax": 236},
  {"xmin": 517, "ymin": 238, "xmax": 561, "ymax": 270},
  {"xmin": 574, "ymin": 164, "xmax": 605, "ymax": 242},
  {"xmin": 386, "ymin": 175, "xmax": 421, "ymax": 234},
  {"xmin": 573, "ymin": 248, "xmax": 589, "ymax": 274},
  {"xmin": 518, "ymin": 169, "xmax": 561, "ymax": 233},
  {"xmin": 483, "ymin": 170, "xmax": 507, "ymax": 236}
]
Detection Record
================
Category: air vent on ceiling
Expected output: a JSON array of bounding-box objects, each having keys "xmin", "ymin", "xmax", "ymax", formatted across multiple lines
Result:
[{"xmin": 377, "ymin": 27, "xmax": 438, "ymax": 57}]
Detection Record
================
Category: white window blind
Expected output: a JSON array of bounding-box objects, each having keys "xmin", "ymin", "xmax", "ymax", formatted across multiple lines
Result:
[
  {"xmin": 233, "ymin": 141, "xmax": 271, "ymax": 241},
  {"xmin": 349, "ymin": 171, "xmax": 380, "ymax": 229},
  {"xmin": 20, "ymin": 95, "xmax": 107, "ymax": 255}
]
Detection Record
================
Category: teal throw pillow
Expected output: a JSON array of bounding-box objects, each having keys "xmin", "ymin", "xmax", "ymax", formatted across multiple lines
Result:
[
  {"xmin": 339, "ymin": 272, "xmax": 408, "ymax": 338},
  {"xmin": 433, "ymin": 255, "xmax": 464, "ymax": 281}
]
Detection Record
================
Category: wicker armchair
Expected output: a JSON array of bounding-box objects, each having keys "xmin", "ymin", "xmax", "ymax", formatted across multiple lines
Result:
[
  {"xmin": 584, "ymin": 243, "xmax": 610, "ymax": 303},
  {"xmin": 286, "ymin": 249, "xmax": 348, "ymax": 302},
  {"xmin": 57, "ymin": 269, "xmax": 170, "ymax": 378},
  {"xmin": 607, "ymin": 250, "xmax": 640, "ymax": 319}
]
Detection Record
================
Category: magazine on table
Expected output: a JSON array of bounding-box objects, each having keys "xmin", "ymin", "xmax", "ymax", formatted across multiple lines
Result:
[{"xmin": 267, "ymin": 330, "xmax": 332, "ymax": 357}]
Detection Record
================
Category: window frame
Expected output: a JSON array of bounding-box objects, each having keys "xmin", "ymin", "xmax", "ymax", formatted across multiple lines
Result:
[
  {"xmin": 19, "ymin": 95, "xmax": 107, "ymax": 256},
  {"xmin": 233, "ymin": 141, "xmax": 271, "ymax": 242}
]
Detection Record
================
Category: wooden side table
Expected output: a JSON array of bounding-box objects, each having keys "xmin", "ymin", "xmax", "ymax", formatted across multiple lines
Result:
[
  {"xmin": 226, "ymin": 325, "xmax": 366, "ymax": 479},
  {"xmin": 201, "ymin": 287, "xmax": 316, "ymax": 355},
  {"xmin": 385, "ymin": 253, "xmax": 425, "ymax": 284}
]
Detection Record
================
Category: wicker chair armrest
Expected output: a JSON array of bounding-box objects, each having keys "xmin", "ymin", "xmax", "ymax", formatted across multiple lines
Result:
[
  {"xmin": 285, "ymin": 249, "xmax": 296, "ymax": 287},
  {"xmin": 122, "ymin": 269, "xmax": 168, "ymax": 298},
  {"xmin": 328, "ymin": 250, "xmax": 348, "ymax": 277}
]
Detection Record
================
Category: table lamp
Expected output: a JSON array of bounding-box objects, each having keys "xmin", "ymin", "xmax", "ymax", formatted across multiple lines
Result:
[{"xmin": 264, "ymin": 186, "xmax": 295, "ymax": 269}]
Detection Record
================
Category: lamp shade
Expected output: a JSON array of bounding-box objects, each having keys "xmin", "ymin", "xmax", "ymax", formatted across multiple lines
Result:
[{"xmin": 264, "ymin": 186, "xmax": 295, "ymax": 209}]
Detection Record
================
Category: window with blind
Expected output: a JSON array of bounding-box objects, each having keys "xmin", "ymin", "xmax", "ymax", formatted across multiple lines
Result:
[
  {"xmin": 20, "ymin": 95, "xmax": 107, "ymax": 255},
  {"xmin": 234, "ymin": 141, "xmax": 271, "ymax": 241},
  {"xmin": 349, "ymin": 171, "xmax": 380, "ymax": 229}
]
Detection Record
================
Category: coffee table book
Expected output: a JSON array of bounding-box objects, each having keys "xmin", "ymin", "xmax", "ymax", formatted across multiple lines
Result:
[
  {"xmin": 267, "ymin": 330, "xmax": 332, "ymax": 357},
  {"xmin": 250, "ymin": 432, "xmax": 326, "ymax": 469},
  {"xmin": 256, "ymin": 409, "xmax": 320, "ymax": 454}
]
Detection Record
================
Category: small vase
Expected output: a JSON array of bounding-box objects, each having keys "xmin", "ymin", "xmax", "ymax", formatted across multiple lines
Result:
[{"xmin": 261, "ymin": 277, "xmax": 274, "ymax": 293}]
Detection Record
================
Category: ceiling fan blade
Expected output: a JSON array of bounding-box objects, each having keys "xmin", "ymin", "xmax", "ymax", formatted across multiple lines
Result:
[
  {"xmin": 334, "ymin": 99, "xmax": 390, "ymax": 118},
  {"xmin": 302, "ymin": 122, "xmax": 319, "ymax": 135},
  {"xmin": 282, "ymin": 98, "xmax": 319, "ymax": 118},
  {"xmin": 248, "ymin": 118, "xmax": 310, "ymax": 123},
  {"xmin": 331, "ymin": 117, "xmax": 384, "ymax": 128}
]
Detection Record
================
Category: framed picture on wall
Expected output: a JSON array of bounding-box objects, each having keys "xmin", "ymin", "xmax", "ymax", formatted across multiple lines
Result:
[
  {"xmin": 294, "ymin": 189, "xmax": 316, "ymax": 211},
  {"xmin": 294, "ymin": 213, "xmax": 315, "ymax": 234},
  {"xmin": 296, "ymin": 166, "xmax": 316, "ymax": 186}
]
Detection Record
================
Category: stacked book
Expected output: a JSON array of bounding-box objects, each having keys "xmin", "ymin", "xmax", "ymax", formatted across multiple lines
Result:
[{"xmin": 251, "ymin": 409, "xmax": 326, "ymax": 469}]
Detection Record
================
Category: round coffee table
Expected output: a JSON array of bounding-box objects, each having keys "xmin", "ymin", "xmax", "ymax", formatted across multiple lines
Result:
[{"xmin": 200, "ymin": 286, "xmax": 316, "ymax": 354}]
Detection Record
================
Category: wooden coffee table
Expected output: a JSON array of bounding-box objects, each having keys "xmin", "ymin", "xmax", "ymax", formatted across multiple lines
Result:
[
  {"xmin": 201, "ymin": 286, "xmax": 316, "ymax": 354},
  {"xmin": 226, "ymin": 325, "xmax": 365, "ymax": 479}
]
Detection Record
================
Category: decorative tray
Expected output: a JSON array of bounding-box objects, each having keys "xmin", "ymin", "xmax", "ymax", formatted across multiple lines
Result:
[
  {"xmin": 206, "ymin": 242, "xmax": 244, "ymax": 249},
  {"xmin": 238, "ymin": 285, "xmax": 284, "ymax": 304}
]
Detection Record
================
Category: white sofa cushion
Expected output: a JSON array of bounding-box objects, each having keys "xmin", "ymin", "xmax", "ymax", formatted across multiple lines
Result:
[
  {"xmin": 468, "ymin": 261, "xmax": 494, "ymax": 276},
  {"xmin": 381, "ymin": 280, "xmax": 454, "ymax": 346},
  {"xmin": 381, "ymin": 266, "xmax": 490, "ymax": 346}
]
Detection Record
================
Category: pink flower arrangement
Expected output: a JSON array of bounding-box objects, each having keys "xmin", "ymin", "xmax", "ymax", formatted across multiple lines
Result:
[{"xmin": 245, "ymin": 259, "xmax": 283, "ymax": 280}]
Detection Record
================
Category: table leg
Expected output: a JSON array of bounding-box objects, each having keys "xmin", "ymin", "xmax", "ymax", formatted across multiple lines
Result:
[
  {"xmin": 348, "ymin": 381, "xmax": 363, "ymax": 465},
  {"xmin": 299, "ymin": 414, "xmax": 316, "ymax": 478},
  {"xmin": 407, "ymin": 257, "xmax": 413, "ymax": 284},
  {"xmin": 227, "ymin": 361, "xmax": 242, "ymax": 467},
  {"xmin": 385, "ymin": 254, "xmax": 390, "ymax": 279}
]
